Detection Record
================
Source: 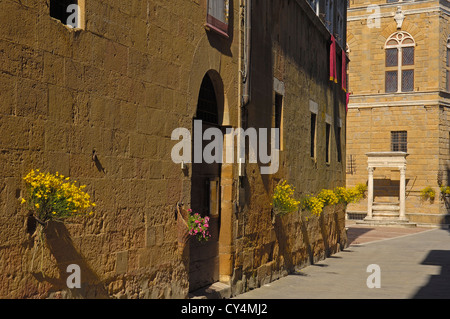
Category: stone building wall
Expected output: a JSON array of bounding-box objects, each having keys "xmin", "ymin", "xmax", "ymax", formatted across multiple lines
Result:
[
  {"xmin": 0, "ymin": 0, "xmax": 347, "ymax": 299},
  {"xmin": 0, "ymin": 0, "xmax": 240, "ymax": 299},
  {"xmin": 231, "ymin": 0, "xmax": 348, "ymax": 295},
  {"xmin": 346, "ymin": 0, "xmax": 450, "ymax": 225}
]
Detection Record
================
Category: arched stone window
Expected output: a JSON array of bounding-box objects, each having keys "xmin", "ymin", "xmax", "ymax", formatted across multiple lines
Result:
[
  {"xmin": 195, "ymin": 74, "xmax": 219, "ymax": 125},
  {"xmin": 385, "ymin": 31, "xmax": 415, "ymax": 93}
]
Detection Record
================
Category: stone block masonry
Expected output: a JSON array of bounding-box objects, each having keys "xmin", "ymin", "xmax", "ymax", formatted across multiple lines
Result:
[{"xmin": 0, "ymin": 0, "xmax": 348, "ymax": 299}]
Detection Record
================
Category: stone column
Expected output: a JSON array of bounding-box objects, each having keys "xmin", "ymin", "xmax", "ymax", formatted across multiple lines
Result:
[
  {"xmin": 367, "ymin": 166, "xmax": 374, "ymax": 219},
  {"xmin": 399, "ymin": 166, "xmax": 406, "ymax": 220}
]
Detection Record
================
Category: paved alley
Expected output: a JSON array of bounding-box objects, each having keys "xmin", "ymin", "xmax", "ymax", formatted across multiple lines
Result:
[{"xmin": 234, "ymin": 225, "xmax": 450, "ymax": 299}]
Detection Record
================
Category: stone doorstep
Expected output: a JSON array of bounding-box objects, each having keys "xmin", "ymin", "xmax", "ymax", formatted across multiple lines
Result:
[
  {"xmin": 188, "ymin": 282, "xmax": 231, "ymax": 299},
  {"xmin": 356, "ymin": 218, "xmax": 417, "ymax": 228}
]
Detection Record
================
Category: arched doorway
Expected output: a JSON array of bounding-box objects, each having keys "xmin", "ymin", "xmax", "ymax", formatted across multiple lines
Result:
[{"xmin": 189, "ymin": 73, "xmax": 222, "ymax": 292}]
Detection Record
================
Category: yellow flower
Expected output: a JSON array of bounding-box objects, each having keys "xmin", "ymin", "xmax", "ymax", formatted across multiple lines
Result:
[
  {"xmin": 35, "ymin": 203, "xmax": 39, "ymax": 209},
  {"xmin": 20, "ymin": 198, "xmax": 26, "ymax": 204}
]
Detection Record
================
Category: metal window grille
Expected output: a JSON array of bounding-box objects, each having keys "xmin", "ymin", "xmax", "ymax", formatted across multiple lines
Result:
[
  {"xmin": 386, "ymin": 49, "xmax": 398, "ymax": 67},
  {"xmin": 401, "ymin": 69, "xmax": 414, "ymax": 92},
  {"xmin": 346, "ymin": 154, "xmax": 356, "ymax": 174},
  {"xmin": 391, "ymin": 131, "xmax": 407, "ymax": 152},
  {"xmin": 386, "ymin": 71, "xmax": 398, "ymax": 93},
  {"xmin": 402, "ymin": 47, "xmax": 414, "ymax": 66}
]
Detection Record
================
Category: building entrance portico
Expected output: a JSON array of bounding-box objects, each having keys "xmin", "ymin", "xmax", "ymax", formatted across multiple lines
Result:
[{"xmin": 357, "ymin": 152, "xmax": 416, "ymax": 227}]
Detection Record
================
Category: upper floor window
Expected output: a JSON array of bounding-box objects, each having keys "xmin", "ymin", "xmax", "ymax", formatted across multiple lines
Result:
[
  {"xmin": 308, "ymin": 0, "xmax": 320, "ymax": 15},
  {"xmin": 336, "ymin": 5, "xmax": 345, "ymax": 48},
  {"xmin": 391, "ymin": 131, "xmax": 407, "ymax": 152},
  {"xmin": 385, "ymin": 32, "xmax": 415, "ymax": 93},
  {"xmin": 50, "ymin": 0, "xmax": 84, "ymax": 29},
  {"xmin": 206, "ymin": 0, "xmax": 229, "ymax": 38},
  {"xmin": 324, "ymin": 0, "xmax": 334, "ymax": 35}
]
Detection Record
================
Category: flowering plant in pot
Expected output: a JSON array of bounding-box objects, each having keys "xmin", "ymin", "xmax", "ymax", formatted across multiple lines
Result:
[{"xmin": 187, "ymin": 209, "xmax": 211, "ymax": 242}]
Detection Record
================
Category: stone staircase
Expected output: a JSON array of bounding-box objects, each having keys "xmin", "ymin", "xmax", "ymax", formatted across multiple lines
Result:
[{"xmin": 356, "ymin": 201, "xmax": 417, "ymax": 227}]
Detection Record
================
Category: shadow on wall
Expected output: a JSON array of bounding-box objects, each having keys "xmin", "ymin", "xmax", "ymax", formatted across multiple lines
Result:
[
  {"xmin": 31, "ymin": 221, "xmax": 109, "ymax": 298},
  {"xmin": 274, "ymin": 204, "xmax": 348, "ymax": 272}
]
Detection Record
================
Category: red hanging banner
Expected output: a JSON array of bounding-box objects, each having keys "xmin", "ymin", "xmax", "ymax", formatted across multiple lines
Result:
[{"xmin": 329, "ymin": 35, "xmax": 337, "ymax": 83}]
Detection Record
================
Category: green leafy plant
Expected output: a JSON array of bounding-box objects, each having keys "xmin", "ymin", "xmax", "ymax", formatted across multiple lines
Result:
[{"xmin": 187, "ymin": 209, "xmax": 211, "ymax": 242}]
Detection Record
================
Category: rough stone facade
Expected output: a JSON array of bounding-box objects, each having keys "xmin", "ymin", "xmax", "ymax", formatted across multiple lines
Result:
[
  {"xmin": 346, "ymin": 0, "xmax": 450, "ymax": 226},
  {"xmin": 0, "ymin": 0, "xmax": 347, "ymax": 299},
  {"xmin": 231, "ymin": 0, "xmax": 348, "ymax": 295}
]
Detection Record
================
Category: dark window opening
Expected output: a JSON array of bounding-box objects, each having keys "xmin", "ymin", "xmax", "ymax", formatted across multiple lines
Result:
[
  {"xmin": 386, "ymin": 48, "xmax": 398, "ymax": 67},
  {"xmin": 310, "ymin": 113, "xmax": 316, "ymax": 158},
  {"xmin": 196, "ymin": 75, "xmax": 219, "ymax": 125},
  {"xmin": 402, "ymin": 47, "xmax": 414, "ymax": 66},
  {"xmin": 337, "ymin": 126, "xmax": 342, "ymax": 163},
  {"xmin": 326, "ymin": 123, "xmax": 331, "ymax": 163},
  {"xmin": 402, "ymin": 69, "xmax": 414, "ymax": 92},
  {"xmin": 50, "ymin": 0, "xmax": 78, "ymax": 26},
  {"xmin": 391, "ymin": 131, "xmax": 407, "ymax": 152},
  {"xmin": 386, "ymin": 71, "xmax": 398, "ymax": 93},
  {"xmin": 275, "ymin": 93, "xmax": 283, "ymax": 150}
]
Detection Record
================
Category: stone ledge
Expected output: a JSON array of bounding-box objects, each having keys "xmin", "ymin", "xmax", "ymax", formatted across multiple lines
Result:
[
  {"xmin": 188, "ymin": 282, "xmax": 231, "ymax": 299},
  {"xmin": 356, "ymin": 218, "xmax": 417, "ymax": 228}
]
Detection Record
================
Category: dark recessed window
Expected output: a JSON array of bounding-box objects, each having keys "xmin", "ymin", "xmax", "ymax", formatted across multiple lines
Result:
[
  {"xmin": 386, "ymin": 48, "xmax": 398, "ymax": 67},
  {"xmin": 274, "ymin": 93, "xmax": 283, "ymax": 150},
  {"xmin": 391, "ymin": 131, "xmax": 407, "ymax": 152},
  {"xmin": 310, "ymin": 113, "xmax": 317, "ymax": 158},
  {"xmin": 50, "ymin": 0, "xmax": 79, "ymax": 27},
  {"xmin": 337, "ymin": 126, "xmax": 342, "ymax": 163},
  {"xmin": 402, "ymin": 70, "xmax": 414, "ymax": 92},
  {"xmin": 196, "ymin": 74, "xmax": 219, "ymax": 125},
  {"xmin": 326, "ymin": 123, "xmax": 331, "ymax": 164},
  {"xmin": 386, "ymin": 71, "xmax": 398, "ymax": 93}
]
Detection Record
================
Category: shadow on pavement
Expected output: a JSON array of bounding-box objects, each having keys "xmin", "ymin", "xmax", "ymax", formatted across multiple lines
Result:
[
  {"xmin": 346, "ymin": 226, "xmax": 374, "ymax": 245},
  {"xmin": 413, "ymin": 249, "xmax": 450, "ymax": 299}
]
